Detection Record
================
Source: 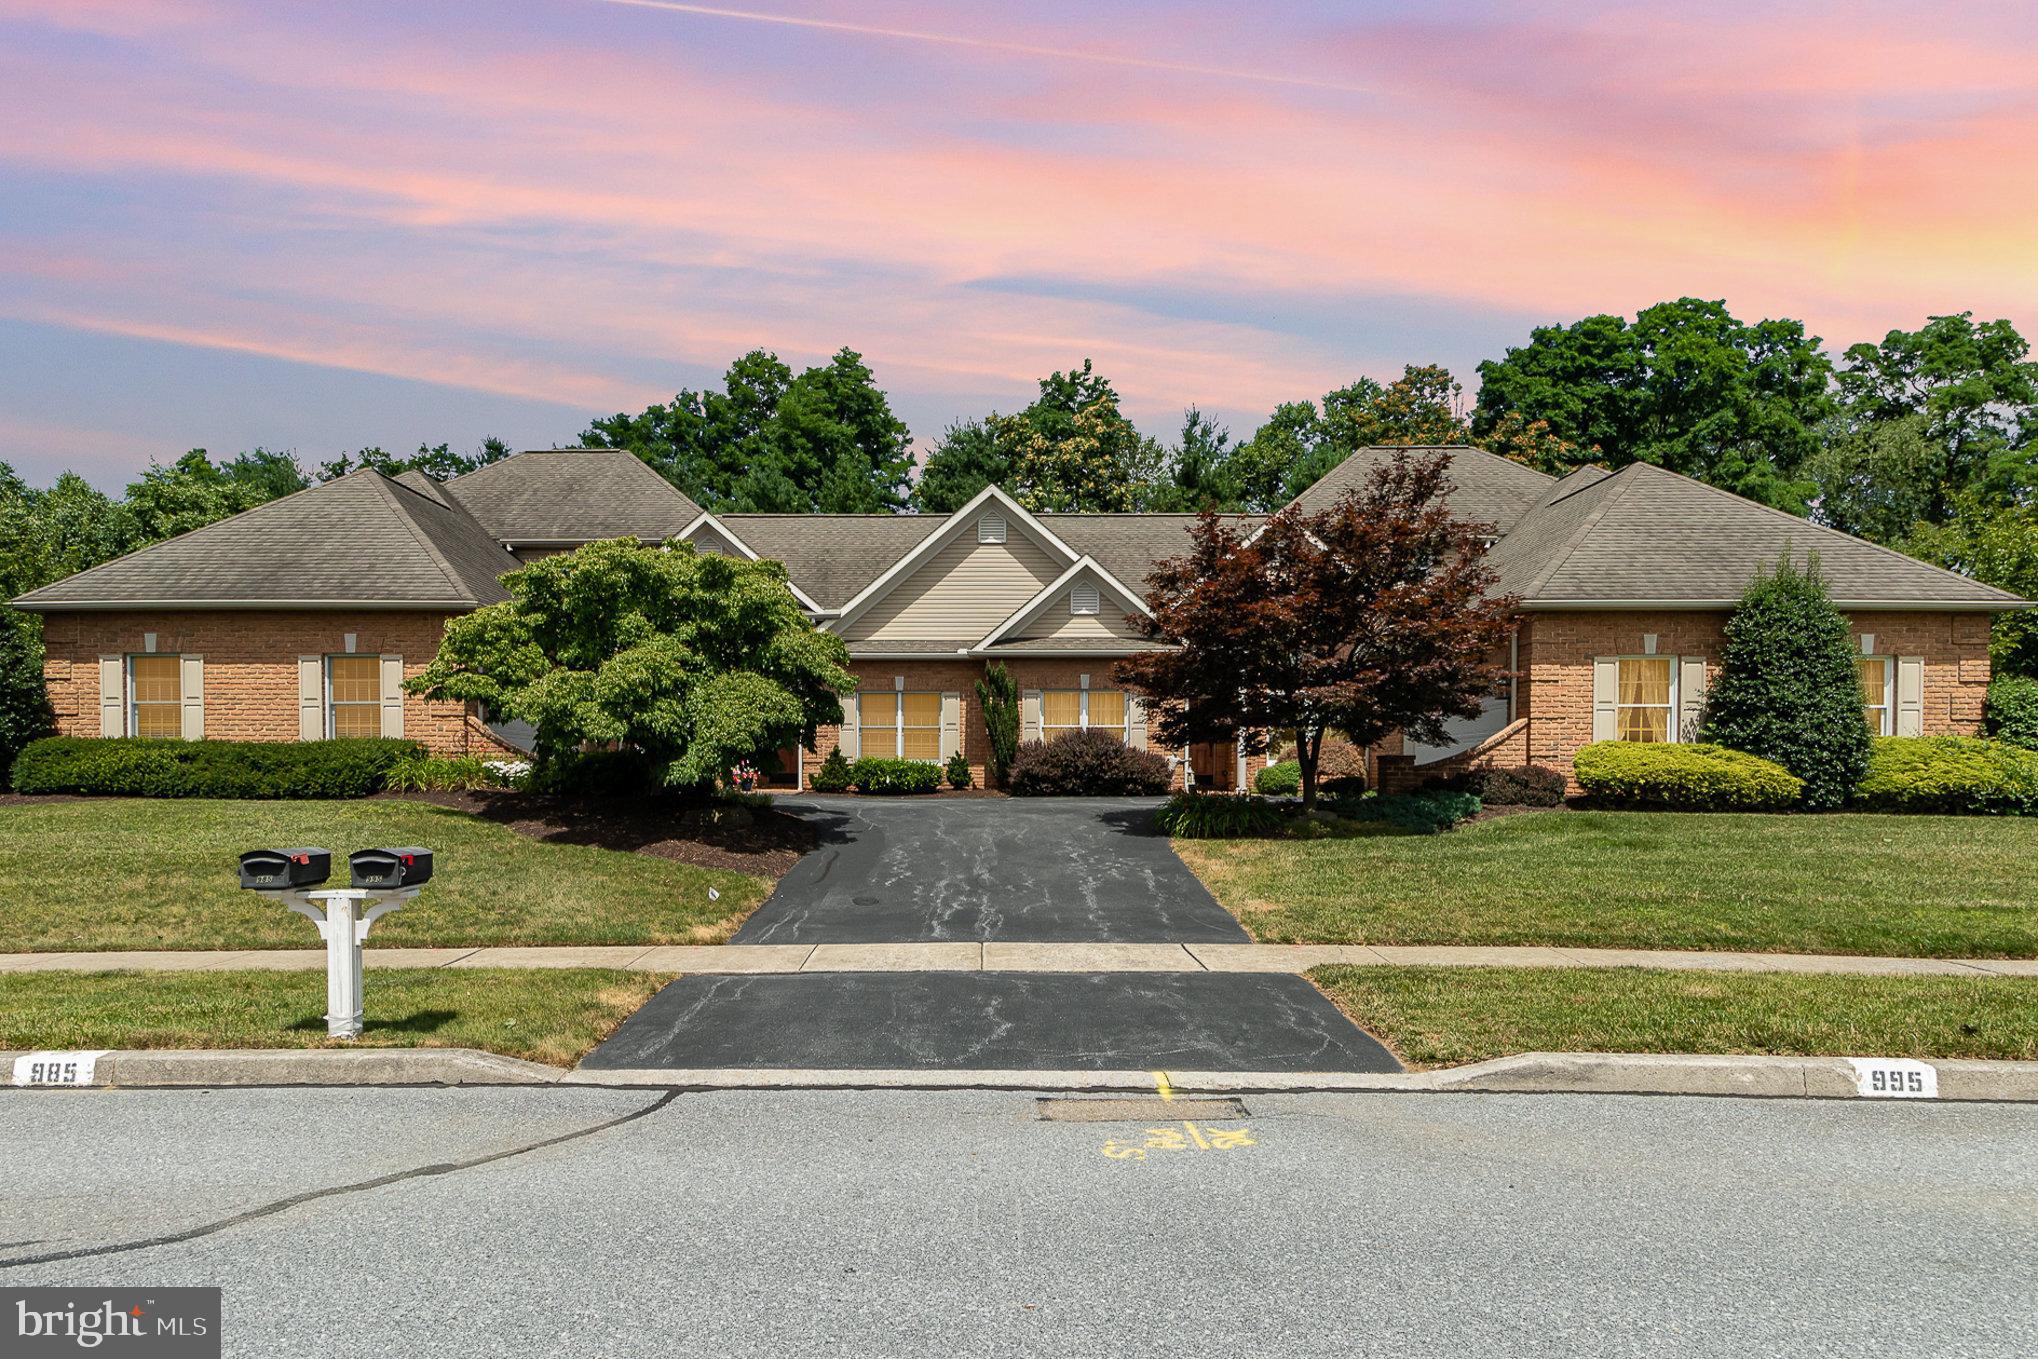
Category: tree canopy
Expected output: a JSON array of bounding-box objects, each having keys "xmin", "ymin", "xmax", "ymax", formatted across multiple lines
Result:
[
  {"xmin": 406, "ymin": 538, "xmax": 854, "ymax": 789},
  {"xmin": 1115, "ymin": 451, "xmax": 1516, "ymax": 808},
  {"xmin": 584, "ymin": 348, "xmax": 913, "ymax": 513},
  {"xmin": 318, "ymin": 438, "xmax": 511, "ymax": 483}
]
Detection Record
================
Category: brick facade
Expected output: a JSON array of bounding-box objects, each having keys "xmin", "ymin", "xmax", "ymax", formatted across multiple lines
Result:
[{"xmin": 39, "ymin": 610, "xmax": 512, "ymax": 756}]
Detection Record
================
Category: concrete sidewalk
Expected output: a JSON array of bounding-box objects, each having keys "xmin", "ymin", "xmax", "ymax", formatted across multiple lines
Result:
[{"xmin": 5, "ymin": 941, "xmax": 2036, "ymax": 977}]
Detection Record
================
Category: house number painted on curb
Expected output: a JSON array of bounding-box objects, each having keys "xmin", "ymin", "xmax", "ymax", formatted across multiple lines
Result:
[
  {"xmin": 11, "ymin": 1050, "xmax": 109, "ymax": 1087},
  {"xmin": 1847, "ymin": 1057, "xmax": 1938, "ymax": 1099},
  {"xmin": 1101, "ymin": 1121, "xmax": 1255, "ymax": 1160}
]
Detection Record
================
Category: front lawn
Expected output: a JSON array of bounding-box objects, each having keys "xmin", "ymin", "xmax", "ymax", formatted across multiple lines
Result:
[
  {"xmin": 1175, "ymin": 810, "xmax": 2038, "ymax": 958},
  {"xmin": 0, "ymin": 799, "xmax": 770, "ymax": 951},
  {"xmin": 0, "ymin": 967, "xmax": 670, "ymax": 1066},
  {"xmin": 1311, "ymin": 965, "xmax": 2038, "ymax": 1070}
]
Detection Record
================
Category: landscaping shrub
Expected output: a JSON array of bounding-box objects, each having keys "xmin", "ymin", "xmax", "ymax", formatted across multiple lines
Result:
[
  {"xmin": 811, "ymin": 747, "xmax": 853, "ymax": 793},
  {"xmin": 849, "ymin": 756, "xmax": 942, "ymax": 795},
  {"xmin": 11, "ymin": 736, "xmax": 422, "ymax": 799},
  {"xmin": 1435, "ymin": 764, "xmax": 1566, "ymax": 807},
  {"xmin": 1155, "ymin": 792, "xmax": 1286, "ymax": 838},
  {"xmin": 1254, "ymin": 760, "xmax": 1301, "ymax": 796},
  {"xmin": 530, "ymin": 747, "xmax": 663, "ymax": 797},
  {"xmin": 1317, "ymin": 740, "xmax": 1366, "ymax": 782},
  {"xmin": 975, "ymin": 662, "xmax": 1021, "ymax": 788},
  {"xmin": 1321, "ymin": 774, "xmax": 1369, "ymax": 798},
  {"xmin": 1699, "ymin": 553, "xmax": 1871, "ymax": 810},
  {"xmin": 1985, "ymin": 673, "xmax": 2038, "ymax": 752},
  {"xmin": 1572, "ymin": 741, "xmax": 1803, "ymax": 812},
  {"xmin": 1854, "ymin": 736, "xmax": 2038, "ymax": 815},
  {"xmin": 1341, "ymin": 789, "xmax": 1482, "ymax": 834},
  {"xmin": 1008, "ymin": 729, "xmax": 1171, "ymax": 796},
  {"xmin": 944, "ymin": 750, "xmax": 973, "ymax": 789},
  {"xmin": 384, "ymin": 753, "xmax": 527, "ymax": 792}
]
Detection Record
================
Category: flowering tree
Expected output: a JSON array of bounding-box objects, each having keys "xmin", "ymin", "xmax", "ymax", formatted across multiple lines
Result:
[
  {"xmin": 409, "ymin": 539, "xmax": 853, "ymax": 791},
  {"xmin": 1115, "ymin": 451, "xmax": 1517, "ymax": 810}
]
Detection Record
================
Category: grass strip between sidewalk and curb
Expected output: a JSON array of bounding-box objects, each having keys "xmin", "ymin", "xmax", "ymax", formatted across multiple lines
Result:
[
  {"xmin": 0, "ymin": 799, "xmax": 768, "ymax": 951},
  {"xmin": 1308, "ymin": 964, "xmax": 2038, "ymax": 1071},
  {"xmin": 1176, "ymin": 810, "xmax": 2038, "ymax": 958},
  {"xmin": 0, "ymin": 968, "xmax": 675, "ymax": 1066}
]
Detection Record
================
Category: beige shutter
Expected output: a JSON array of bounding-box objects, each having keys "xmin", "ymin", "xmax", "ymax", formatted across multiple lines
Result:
[
  {"xmin": 1677, "ymin": 657, "xmax": 1707, "ymax": 742},
  {"xmin": 939, "ymin": 691, "xmax": 961, "ymax": 760},
  {"xmin": 299, "ymin": 655, "xmax": 324, "ymax": 740},
  {"xmin": 1895, "ymin": 656, "xmax": 1924, "ymax": 736},
  {"xmin": 99, "ymin": 656, "xmax": 124, "ymax": 737},
  {"xmin": 1590, "ymin": 657, "xmax": 1619, "ymax": 743},
  {"xmin": 1127, "ymin": 694, "xmax": 1148, "ymax": 749},
  {"xmin": 1021, "ymin": 690, "xmax": 1042, "ymax": 742},
  {"xmin": 379, "ymin": 654, "xmax": 405, "ymax": 738},
  {"xmin": 179, "ymin": 654, "xmax": 205, "ymax": 740},
  {"xmin": 837, "ymin": 692, "xmax": 861, "ymax": 759}
]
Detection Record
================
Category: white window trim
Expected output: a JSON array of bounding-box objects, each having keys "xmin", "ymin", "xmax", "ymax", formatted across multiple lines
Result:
[
  {"xmin": 857, "ymin": 690, "xmax": 943, "ymax": 762},
  {"xmin": 126, "ymin": 652, "xmax": 180, "ymax": 738},
  {"xmin": 1860, "ymin": 655, "xmax": 1895, "ymax": 737},
  {"xmin": 1039, "ymin": 688, "xmax": 1132, "ymax": 743},
  {"xmin": 1615, "ymin": 655, "xmax": 1679, "ymax": 744},
  {"xmin": 324, "ymin": 653, "xmax": 381, "ymax": 740}
]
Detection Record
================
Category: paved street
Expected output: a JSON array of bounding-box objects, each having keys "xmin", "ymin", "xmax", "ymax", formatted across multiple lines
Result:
[{"xmin": 5, "ymin": 1086, "xmax": 2034, "ymax": 1358}]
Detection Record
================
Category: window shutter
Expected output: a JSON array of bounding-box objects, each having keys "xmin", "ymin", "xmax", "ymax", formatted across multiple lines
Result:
[
  {"xmin": 1021, "ymin": 689, "xmax": 1042, "ymax": 742},
  {"xmin": 179, "ymin": 654, "xmax": 205, "ymax": 740},
  {"xmin": 1896, "ymin": 656, "xmax": 1924, "ymax": 736},
  {"xmin": 1677, "ymin": 657, "xmax": 1707, "ymax": 742},
  {"xmin": 99, "ymin": 656, "xmax": 124, "ymax": 737},
  {"xmin": 939, "ymin": 691, "xmax": 961, "ymax": 760},
  {"xmin": 837, "ymin": 693, "xmax": 860, "ymax": 759},
  {"xmin": 299, "ymin": 656, "xmax": 324, "ymax": 741},
  {"xmin": 379, "ymin": 654, "xmax": 405, "ymax": 739},
  {"xmin": 1590, "ymin": 657, "xmax": 1619, "ymax": 742},
  {"xmin": 1127, "ymin": 694, "xmax": 1148, "ymax": 749}
]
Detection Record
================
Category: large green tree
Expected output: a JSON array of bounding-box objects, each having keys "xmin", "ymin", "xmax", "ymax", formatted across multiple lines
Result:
[
  {"xmin": 407, "ymin": 538, "xmax": 854, "ymax": 789},
  {"xmin": 319, "ymin": 438, "xmax": 510, "ymax": 483},
  {"xmin": 1902, "ymin": 497, "xmax": 2038, "ymax": 676},
  {"xmin": 125, "ymin": 448, "xmax": 309, "ymax": 541},
  {"xmin": 909, "ymin": 418, "xmax": 1008, "ymax": 514},
  {"xmin": 1220, "ymin": 365, "xmax": 1473, "ymax": 512},
  {"xmin": 584, "ymin": 348, "xmax": 913, "ymax": 513},
  {"xmin": 1472, "ymin": 298, "xmax": 1835, "ymax": 507}
]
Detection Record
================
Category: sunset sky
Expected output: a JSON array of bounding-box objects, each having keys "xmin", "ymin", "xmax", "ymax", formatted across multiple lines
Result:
[{"xmin": 3, "ymin": 0, "xmax": 2036, "ymax": 487}]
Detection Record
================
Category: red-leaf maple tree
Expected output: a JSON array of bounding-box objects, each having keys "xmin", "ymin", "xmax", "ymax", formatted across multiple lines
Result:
[{"xmin": 1114, "ymin": 451, "xmax": 1518, "ymax": 809}]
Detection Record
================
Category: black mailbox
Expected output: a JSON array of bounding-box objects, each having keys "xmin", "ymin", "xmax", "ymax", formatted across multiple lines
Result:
[
  {"xmin": 239, "ymin": 847, "xmax": 332, "ymax": 891},
  {"xmin": 350, "ymin": 847, "xmax": 434, "ymax": 890}
]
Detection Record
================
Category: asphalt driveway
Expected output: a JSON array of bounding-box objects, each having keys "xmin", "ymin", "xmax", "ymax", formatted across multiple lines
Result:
[{"xmin": 732, "ymin": 797, "xmax": 1249, "ymax": 945}]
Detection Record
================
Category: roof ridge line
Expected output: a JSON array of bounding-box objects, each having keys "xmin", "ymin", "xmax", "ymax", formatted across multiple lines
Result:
[
  {"xmin": 365, "ymin": 472, "xmax": 478, "ymax": 601},
  {"xmin": 1509, "ymin": 467, "xmax": 1639, "ymax": 599}
]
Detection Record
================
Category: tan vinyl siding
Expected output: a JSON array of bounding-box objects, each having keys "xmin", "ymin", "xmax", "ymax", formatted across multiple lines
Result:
[
  {"xmin": 1014, "ymin": 581, "xmax": 1145, "ymax": 642},
  {"xmin": 845, "ymin": 534, "xmax": 1064, "ymax": 642}
]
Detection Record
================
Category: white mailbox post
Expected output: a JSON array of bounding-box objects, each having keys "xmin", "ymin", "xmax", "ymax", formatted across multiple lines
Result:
[{"xmin": 276, "ymin": 888, "xmax": 420, "ymax": 1039}]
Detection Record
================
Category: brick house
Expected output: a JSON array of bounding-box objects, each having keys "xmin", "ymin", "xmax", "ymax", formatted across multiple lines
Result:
[{"xmin": 13, "ymin": 446, "xmax": 2027, "ymax": 792}]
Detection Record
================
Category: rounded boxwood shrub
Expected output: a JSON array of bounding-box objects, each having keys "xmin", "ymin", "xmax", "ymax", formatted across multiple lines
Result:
[
  {"xmin": 944, "ymin": 750, "xmax": 973, "ymax": 789},
  {"xmin": 11, "ymin": 736, "xmax": 423, "ymax": 799},
  {"xmin": 810, "ymin": 746, "xmax": 853, "ymax": 793},
  {"xmin": 1008, "ymin": 729, "xmax": 1171, "ymax": 796},
  {"xmin": 1572, "ymin": 741, "xmax": 1803, "ymax": 812},
  {"xmin": 1434, "ymin": 764, "xmax": 1566, "ymax": 807},
  {"xmin": 1854, "ymin": 736, "xmax": 2038, "ymax": 815},
  {"xmin": 1154, "ymin": 791, "xmax": 1286, "ymax": 838},
  {"xmin": 1253, "ymin": 760, "xmax": 1301, "ymax": 796},
  {"xmin": 849, "ymin": 756, "xmax": 942, "ymax": 794},
  {"xmin": 1985, "ymin": 673, "xmax": 2038, "ymax": 752},
  {"xmin": 1342, "ymin": 788, "xmax": 1482, "ymax": 834}
]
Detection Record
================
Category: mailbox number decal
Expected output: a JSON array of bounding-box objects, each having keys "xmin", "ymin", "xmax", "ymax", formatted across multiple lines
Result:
[
  {"xmin": 12, "ymin": 1050, "xmax": 110, "ymax": 1087},
  {"xmin": 1847, "ymin": 1057, "xmax": 1938, "ymax": 1100}
]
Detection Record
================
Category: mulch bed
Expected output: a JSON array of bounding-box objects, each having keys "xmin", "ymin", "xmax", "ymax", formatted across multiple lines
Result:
[
  {"xmin": 377, "ymin": 789, "xmax": 816, "ymax": 876},
  {"xmin": 0, "ymin": 793, "xmax": 84, "ymax": 806}
]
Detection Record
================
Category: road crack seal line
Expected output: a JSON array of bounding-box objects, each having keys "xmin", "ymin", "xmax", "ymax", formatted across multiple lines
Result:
[{"xmin": 0, "ymin": 1091, "xmax": 679, "ymax": 1270}]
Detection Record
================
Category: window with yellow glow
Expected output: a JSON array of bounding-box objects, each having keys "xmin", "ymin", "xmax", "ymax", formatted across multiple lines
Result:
[
  {"xmin": 327, "ymin": 656, "xmax": 382, "ymax": 739},
  {"xmin": 1858, "ymin": 657, "xmax": 1893, "ymax": 735},
  {"xmin": 1041, "ymin": 689, "xmax": 1130, "ymax": 742},
  {"xmin": 128, "ymin": 655, "xmax": 181, "ymax": 738},
  {"xmin": 1616, "ymin": 657, "xmax": 1673, "ymax": 743},
  {"xmin": 859, "ymin": 691, "xmax": 942, "ymax": 760}
]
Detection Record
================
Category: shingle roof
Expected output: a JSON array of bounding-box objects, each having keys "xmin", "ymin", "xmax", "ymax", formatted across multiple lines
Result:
[
  {"xmin": 1044, "ymin": 514, "xmax": 1264, "ymax": 596},
  {"xmin": 1489, "ymin": 462, "xmax": 2023, "ymax": 608},
  {"xmin": 12, "ymin": 471, "xmax": 517, "ymax": 610},
  {"xmin": 445, "ymin": 450, "xmax": 701, "ymax": 543},
  {"xmin": 719, "ymin": 514, "xmax": 946, "ymax": 610},
  {"xmin": 1288, "ymin": 445, "xmax": 1554, "ymax": 532}
]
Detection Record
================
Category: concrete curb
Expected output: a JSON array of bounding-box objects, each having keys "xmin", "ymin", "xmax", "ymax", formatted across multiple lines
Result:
[{"xmin": 10, "ymin": 1048, "xmax": 2038, "ymax": 1101}]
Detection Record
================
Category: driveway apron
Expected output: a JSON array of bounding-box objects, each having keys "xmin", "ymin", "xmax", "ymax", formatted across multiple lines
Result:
[{"xmin": 588, "ymin": 796, "xmax": 1398, "ymax": 1073}]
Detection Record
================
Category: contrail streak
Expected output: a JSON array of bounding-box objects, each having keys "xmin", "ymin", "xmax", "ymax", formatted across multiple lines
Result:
[{"xmin": 593, "ymin": 0, "xmax": 1373, "ymax": 95}]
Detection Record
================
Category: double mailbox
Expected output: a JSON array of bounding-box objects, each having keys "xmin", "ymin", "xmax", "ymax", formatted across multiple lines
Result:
[{"xmin": 238, "ymin": 847, "xmax": 433, "ymax": 891}]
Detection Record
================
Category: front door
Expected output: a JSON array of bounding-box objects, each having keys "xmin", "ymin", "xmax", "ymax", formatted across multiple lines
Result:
[{"xmin": 1189, "ymin": 741, "xmax": 1236, "ymax": 791}]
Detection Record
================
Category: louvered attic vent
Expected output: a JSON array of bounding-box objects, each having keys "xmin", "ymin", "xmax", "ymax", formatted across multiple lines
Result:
[
  {"xmin": 1070, "ymin": 582, "xmax": 1101, "ymax": 615},
  {"xmin": 978, "ymin": 513, "xmax": 1007, "ymax": 544}
]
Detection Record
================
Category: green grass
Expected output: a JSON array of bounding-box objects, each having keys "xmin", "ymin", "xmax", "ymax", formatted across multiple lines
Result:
[
  {"xmin": 1310, "ymin": 965, "xmax": 2038, "ymax": 1070},
  {"xmin": 0, "ymin": 799, "xmax": 770, "ymax": 951},
  {"xmin": 1175, "ymin": 809, "xmax": 2038, "ymax": 958},
  {"xmin": 0, "ymin": 968, "xmax": 670, "ymax": 1066}
]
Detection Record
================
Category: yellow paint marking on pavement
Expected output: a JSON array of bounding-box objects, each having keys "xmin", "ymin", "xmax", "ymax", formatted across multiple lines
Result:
[
  {"xmin": 1182, "ymin": 1119, "xmax": 1210, "ymax": 1151},
  {"xmin": 1101, "ymin": 1120, "xmax": 1256, "ymax": 1160},
  {"xmin": 1152, "ymin": 1071, "xmax": 1174, "ymax": 1101}
]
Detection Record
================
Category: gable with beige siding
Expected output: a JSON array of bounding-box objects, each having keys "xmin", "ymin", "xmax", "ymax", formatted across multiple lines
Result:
[{"xmin": 841, "ymin": 533, "xmax": 1065, "ymax": 642}]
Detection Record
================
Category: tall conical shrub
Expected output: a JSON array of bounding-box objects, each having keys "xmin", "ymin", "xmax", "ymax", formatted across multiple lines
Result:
[
  {"xmin": 975, "ymin": 661, "xmax": 1020, "ymax": 788},
  {"xmin": 1699, "ymin": 552, "xmax": 1872, "ymax": 810}
]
